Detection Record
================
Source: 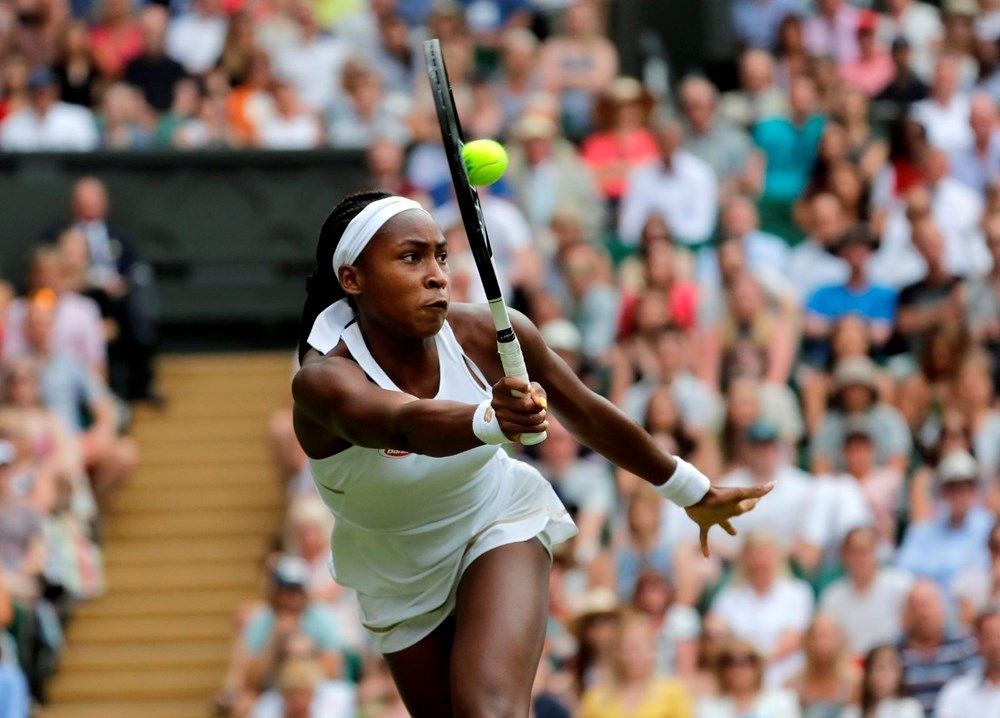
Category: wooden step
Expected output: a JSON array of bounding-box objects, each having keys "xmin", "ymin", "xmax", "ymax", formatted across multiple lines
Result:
[
  {"xmin": 58, "ymin": 639, "xmax": 232, "ymax": 672},
  {"xmin": 137, "ymin": 437, "xmax": 269, "ymax": 465},
  {"xmin": 130, "ymin": 461, "xmax": 277, "ymax": 488},
  {"xmin": 158, "ymin": 352, "xmax": 292, "ymax": 376},
  {"xmin": 48, "ymin": 666, "xmax": 222, "ymax": 702},
  {"xmin": 73, "ymin": 589, "xmax": 259, "ymax": 619},
  {"xmin": 39, "ymin": 698, "xmax": 211, "ymax": 718},
  {"xmin": 102, "ymin": 536, "xmax": 273, "ymax": 565},
  {"xmin": 133, "ymin": 394, "xmax": 283, "ymax": 422},
  {"xmin": 131, "ymin": 416, "xmax": 270, "ymax": 443},
  {"xmin": 158, "ymin": 370, "xmax": 290, "ymax": 394},
  {"xmin": 109, "ymin": 484, "xmax": 282, "ymax": 513},
  {"xmin": 104, "ymin": 559, "xmax": 263, "ymax": 592},
  {"xmin": 105, "ymin": 507, "xmax": 280, "ymax": 540},
  {"xmin": 65, "ymin": 614, "xmax": 232, "ymax": 644}
]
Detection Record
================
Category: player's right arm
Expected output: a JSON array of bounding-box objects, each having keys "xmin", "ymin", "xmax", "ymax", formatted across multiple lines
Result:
[{"xmin": 292, "ymin": 355, "xmax": 547, "ymax": 457}]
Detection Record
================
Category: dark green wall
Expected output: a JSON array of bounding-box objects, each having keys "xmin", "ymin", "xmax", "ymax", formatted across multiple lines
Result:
[{"xmin": 0, "ymin": 150, "xmax": 369, "ymax": 325}]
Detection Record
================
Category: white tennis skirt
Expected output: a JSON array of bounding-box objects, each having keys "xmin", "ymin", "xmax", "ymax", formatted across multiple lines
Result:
[{"xmin": 330, "ymin": 458, "xmax": 578, "ymax": 653}]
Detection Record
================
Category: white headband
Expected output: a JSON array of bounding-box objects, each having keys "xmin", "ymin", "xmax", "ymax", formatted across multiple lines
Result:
[
  {"xmin": 308, "ymin": 195, "xmax": 431, "ymax": 354},
  {"xmin": 331, "ymin": 195, "xmax": 428, "ymax": 282}
]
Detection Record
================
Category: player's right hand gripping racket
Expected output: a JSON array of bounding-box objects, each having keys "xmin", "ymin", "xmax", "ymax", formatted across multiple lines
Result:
[{"xmin": 423, "ymin": 38, "xmax": 546, "ymax": 445}]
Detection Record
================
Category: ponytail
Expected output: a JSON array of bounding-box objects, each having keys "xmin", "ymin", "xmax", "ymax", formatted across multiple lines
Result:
[{"xmin": 297, "ymin": 190, "xmax": 392, "ymax": 363}]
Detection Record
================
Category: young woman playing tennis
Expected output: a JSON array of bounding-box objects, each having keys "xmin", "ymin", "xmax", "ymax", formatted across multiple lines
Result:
[{"xmin": 292, "ymin": 191, "xmax": 772, "ymax": 717}]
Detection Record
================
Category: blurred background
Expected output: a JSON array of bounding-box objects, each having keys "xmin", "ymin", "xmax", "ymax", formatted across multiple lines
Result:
[{"xmin": 2, "ymin": 0, "xmax": 1000, "ymax": 716}]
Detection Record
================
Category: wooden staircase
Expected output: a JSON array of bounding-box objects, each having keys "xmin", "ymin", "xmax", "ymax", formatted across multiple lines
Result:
[{"xmin": 39, "ymin": 353, "xmax": 293, "ymax": 718}]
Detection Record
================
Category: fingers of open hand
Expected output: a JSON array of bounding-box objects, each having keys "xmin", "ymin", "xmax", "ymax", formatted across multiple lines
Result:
[
  {"xmin": 720, "ymin": 519, "xmax": 737, "ymax": 536},
  {"xmin": 700, "ymin": 526, "xmax": 710, "ymax": 558}
]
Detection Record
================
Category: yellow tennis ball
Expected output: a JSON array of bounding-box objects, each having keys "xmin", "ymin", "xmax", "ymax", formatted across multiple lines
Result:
[{"xmin": 461, "ymin": 139, "xmax": 509, "ymax": 187}]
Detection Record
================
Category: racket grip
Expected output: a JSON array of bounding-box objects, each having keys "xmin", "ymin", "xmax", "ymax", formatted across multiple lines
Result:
[{"xmin": 497, "ymin": 339, "xmax": 547, "ymax": 445}]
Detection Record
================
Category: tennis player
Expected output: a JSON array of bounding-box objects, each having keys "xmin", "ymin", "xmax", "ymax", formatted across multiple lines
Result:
[{"xmin": 293, "ymin": 191, "xmax": 772, "ymax": 717}]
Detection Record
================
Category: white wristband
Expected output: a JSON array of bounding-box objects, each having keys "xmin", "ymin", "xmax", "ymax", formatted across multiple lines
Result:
[
  {"xmin": 472, "ymin": 399, "xmax": 509, "ymax": 445},
  {"xmin": 656, "ymin": 457, "xmax": 711, "ymax": 507}
]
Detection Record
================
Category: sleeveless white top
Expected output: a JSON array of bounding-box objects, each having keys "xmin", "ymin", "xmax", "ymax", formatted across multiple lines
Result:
[{"xmin": 308, "ymin": 320, "xmax": 577, "ymax": 652}]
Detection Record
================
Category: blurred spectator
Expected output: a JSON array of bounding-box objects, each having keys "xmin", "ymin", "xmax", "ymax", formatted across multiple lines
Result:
[
  {"xmin": 951, "ymin": 521, "xmax": 1000, "ymax": 628},
  {"xmin": 696, "ymin": 638, "xmax": 801, "ymax": 718},
  {"xmin": 257, "ymin": 80, "xmax": 321, "ymax": 149},
  {"xmin": 709, "ymin": 532, "xmax": 814, "ymax": 686},
  {"xmin": 911, "ymin": 54, "xmax": 973, "ymax": 153},
  {"xmin": 934, "ymin": 605, "xmax": 1000, "ymax": 717},
  {"xmin": 679, "ymin": 75, "xmax": 761, "ymax": 203},
  {"xmin": 271, "ymin": 0, "xmax": 349, "ymax": 113},
  {"xmin": 618, "ymin": 119, "xmax": 718, "ymax": 248},
  {"xmin": 837, "ymin": 423, "xmax": 905, "ymax": 551},
  {"xmin": 88, "ymin": 0, "xmax": 142, "ymax": 79},
  {"xmin": 921, "ymin": 146, "xmax": 989, "ymax": 277},
  {"xmin": 0, "ymin": 66, "xmax": 98, "ymax": 151},
  {"xmin": 949, "ymin": 93, "xmax": 1000, "ymax": 193},
  {"xmin": 493, "ymin": 27, "xmax": 542, "ymax": 135},
  {"xmin": 874, "ymin": 38, "xmax": 931, "ymax": 124},
  {"xmin": 879, "ymin": 0, "xmax": 944, "ymax": 84},
  {"xmin": 124, "ymin": 5, "xmax": 187, "ymax": 114},
  {"xmin": 325, "ymin": 60, "xmax": 408, "ymax": 149},
  {"xmin": 811, "ymin": 357, "xmax": 911, "ymax": 474},
  {"xmin": 719, "ymin": 49, "xmax": 790, "ymax": 129},
  {"xmin": 785, "ymin": 614, "xmax": 859, "ymax": 717},
  {"xmin": 897, "ymin": 449, "xmax": 993, "ymax": 590},
  {"xmin": 166, "ymin": 0, "xmax": 228, "ymax": 75},
  {"xmin": 820, "ymin": 527, "xmax": 913, "ymax": 657},
  {"xmin": 805, "ymin": 0, "xmax": 861, "ymax": 65},
  {"xmin": 98, "ymin": 82, "xmax": 153, "ymax": 149},
  {"xmin": 250, "ymin": 658, "xmax": 355, "ymax": 718},
  {"xmin": 557, "ymin": 242, "xmax": 619, "ymax": 362},
  {"xmin": 897, "ymin": 579, "xmax": 981, "ymax": 713},
  {"xmin": 730, "ymin": 0, "xmax": 802, "ymax": 51},
  {"xmin": 840, "ymin": 11, "xmax": 895, "ymax": 99},
  {"xmin": 843, "ymin": 644, "xmax": 924, "ymax": 718},
  {"xmin": 537, "ymin": 0, "xmax": 617, "ymax": 141},
  {"xmin": 507, "ymin": 113, "xmax": 603, "ymax": 240},
  {"xmin": 612, "ymin": 487, "xmax": 676, "ymax": 602},
  {"xmin": 629, "ymin": 570, "xmax": 699, "ymax": 680},
  {"xmin": 53, "ymin": 20, "xmax": 97, "ymax": 108},
  {"xmin": 580, "ymin": 77, "xmax": 658, "ymax": 205},
  {"xmin": 787, "ymin": 193, "xmax": 849, "ymax": 303},
  {"xmin": 577, "ymin": 612, "xmax": 693, "ymax": 718}
]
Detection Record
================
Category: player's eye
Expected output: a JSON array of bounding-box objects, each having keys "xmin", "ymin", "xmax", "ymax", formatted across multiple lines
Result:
[
  {"xmin": 436, "ymin": 251, "xmax": 448, "ymax": 263},
  {"xmin": 401, "ymin": 253, "xmax": 418, "ymax": 263}
]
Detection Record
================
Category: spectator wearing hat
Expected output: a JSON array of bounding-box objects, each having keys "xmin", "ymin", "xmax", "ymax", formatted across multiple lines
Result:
[
  {"xmin": 618, "ymin": 118, "xmax": 718, "ymax": 248},
  {"xmin": 811, "ymin": 357, "xmax": 911, "ymax": 474},
  {"xmin": 873, "ymin": 36, "xmax": 931, "ymax": 123},
  {"xmin": 679, "ymin": 76, "xmax": 762, "ymax": 204},
  {"xmin": 803, "ymin": 224, "xmax": 897, "ymax": 365},
  {"xmin": 0, "ymin": 66, "xmax": 98, "ymax": 151},
  {"xmin": 897, "ymin": 579, "xmax": 981, "ymax": 714},
  {"xmin": 241, "ymin": 555, "xmax": 344, "ymax": 693},
  {"xmin": 949, "ymin": 93, "xmax": 1000, "ymax": 194},
  {"xmin": 570, "ymin": 586, "xmax": 622, "ymax": 692},
  {"xmin": 804, "ymin": 0, "xmax": 862, "ymax": 65},
  {"xmin": 820, "ymin": 527, "xmax": 913, "ymax": 657},
  {"xmin": 840, "ymin": 11, "xmax": 896, "ymax": 99},
  {"xmin": 897, "ymin": 449, "xmax": 994, "ymax": 591},
  {"xmin": 505, "ymin": 113, "xmax": 604, "ymax": 240},
  {"xmin": 580, "ymin": 76, "xmax": 659, "ymax": 204},
  {"xmin": 935, "ymin": 605, "xmax": 1000, "ymax": 718},
  {"xmin": 877, "ymin": 0, "xmax": 944, "ymax": 84}
]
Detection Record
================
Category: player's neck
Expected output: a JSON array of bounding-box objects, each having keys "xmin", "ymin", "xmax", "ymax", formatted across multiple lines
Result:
[{"xmin": 357, "ymin": 314, "xmax": 440, "ymax": 394}]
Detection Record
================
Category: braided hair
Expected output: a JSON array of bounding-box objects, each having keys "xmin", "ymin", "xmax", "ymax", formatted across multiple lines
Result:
[{"xmin": 297, "ymin": 190, "xmax": 392, "ymax": 363}]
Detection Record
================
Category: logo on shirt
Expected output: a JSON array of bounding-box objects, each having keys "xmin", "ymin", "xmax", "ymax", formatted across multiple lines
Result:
[
  {"xmin": 484, "ymin": 407, "xmax": 495, "ymax": 423},
  {"xmin": 381, "ymin": 449, "xmax": 412, "ymax": 458}
]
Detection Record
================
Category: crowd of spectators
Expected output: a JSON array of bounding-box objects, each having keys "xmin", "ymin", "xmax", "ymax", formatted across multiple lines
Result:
[
  {"xmin": 7, "ymin": 0, "xmax": 1000, "ymax": 716},
  {"xmin": 0, "ymin": 177, "xmax": 148, "ymax": 714}
]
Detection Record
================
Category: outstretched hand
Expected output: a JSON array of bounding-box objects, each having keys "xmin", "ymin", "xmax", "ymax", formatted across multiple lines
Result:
[{"xmin": 684, "ymin": 483, "xmax": 774, "ymax": 557}]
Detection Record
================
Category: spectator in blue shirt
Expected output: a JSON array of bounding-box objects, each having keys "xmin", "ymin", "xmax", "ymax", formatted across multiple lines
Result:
[
  {"xmin": 731, "ymin": 0, "xmax": 805, "ymax": 50},
  {"xmin": 804, "ymin": 225, "xmax": 897, "ymax": 366},
  {"xmin": 896, "ymin": 450, "xmax": 994, "ymax": 593}
]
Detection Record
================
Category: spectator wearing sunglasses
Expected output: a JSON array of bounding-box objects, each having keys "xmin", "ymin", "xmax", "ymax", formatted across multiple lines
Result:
[{"xmin": 696, "ymin": 638, "xmax": 801, "ymax": 718}]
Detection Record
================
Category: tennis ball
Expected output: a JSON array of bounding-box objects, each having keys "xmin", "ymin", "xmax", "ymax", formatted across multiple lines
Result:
[{"xmin": 461, "ymin": 139, "xmax": 508, "ymax": 187}]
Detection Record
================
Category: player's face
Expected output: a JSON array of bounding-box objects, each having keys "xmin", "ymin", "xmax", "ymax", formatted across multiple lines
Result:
[{"xmin": 345, "ymin": 210, "xmax": 450, "ymax": 339}]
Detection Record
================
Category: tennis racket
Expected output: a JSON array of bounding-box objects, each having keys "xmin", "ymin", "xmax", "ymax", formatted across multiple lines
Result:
[{"xmin": 423, "ymin": 38, "xmax": 546, "ymax": 445}]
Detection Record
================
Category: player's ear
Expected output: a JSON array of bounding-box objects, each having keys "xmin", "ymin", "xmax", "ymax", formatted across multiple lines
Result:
[{"xmin": 338, "ymin": 265, "xmax": 362, "ymax": 297}]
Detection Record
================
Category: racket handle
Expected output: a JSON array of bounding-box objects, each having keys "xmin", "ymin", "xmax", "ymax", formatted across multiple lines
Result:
[{"xmin": 497, "ymin": 339, "xmax": 547, "ymax": 445}]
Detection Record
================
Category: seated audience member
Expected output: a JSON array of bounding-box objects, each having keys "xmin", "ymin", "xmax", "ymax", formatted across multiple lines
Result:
[
  {"xmin": 242, "ymin": 556, "xmax": 344, "ymax": 693},
  {"xmin": 719, "ymin": 49, "xmax": 789, "ymax": 129},
  {"xmin": 837, "ymin": 421, "xmax": 905, "ymax": 551},
  {"xmin": 250, "ymin": 657, "xmax": 355, "ymax": 718},
  {"xmin": 628, "ymin": 570, "xmax": 699, "ymax": 680},
  {"xmin": 787, "ymin": 193, "xmax": 850, "ymax": 302},
  {"xmin": 0, "ymin": 438, "xmax": 46, "ymax": 602},
  {"xmin": 0, "ymin": 67, "xmax": 99, "ymax": 151},
  {"xmin": 577, "ymin": 612, "xmax": 693, "ymax": 718},
  {"xmin": 256, "ymin": 81, "xmax": 321, "ymax": 150},
  {"xmin": 839, "ymin": 11, "xmax": 895, "ymax": 98},
  {"xmin": 617, "ymin": 118, "xmax": 718, "ymax": 248},
  {"xmin": 811, "ymin": 357, "xmax": 911, "ymax": 474},
  {"xmin": 897, "ymin": 449, "xmax": 993, "ymax": 591},
  {"xmin": 617, "ymin": 226, "xmax": 700, "ymax": 336},
  {"xmin": 612, "ymin": 488, "xmax": 681, "ymax": 602},
  {"xmin": 796, "ymin": 462, "xmax": 874, "ymax": 577},
  {"xmin": 709, "ymin": 532, "xmax": 815, "ymax": 687},
  {"xmin": 897, "ymin": 579, "xmax": 981, "ymax": 714},
  {"xmin": 803, "ymin": 225, "xmax": 897, "ymax": 365},
  {"xmin": 1, "ymin": 247, "xmax": 106, "ymax": 377},
  {"xmin": 841, "ymin": 644, "xmax": 924, "ymax": 718},
  {"xmin": 820, "ymin": 527, "xmax": 914, "ymax": 657},
  {"xmin": 785, "ymin": 614, "xmax": 860, "ymax": 718},
  {"xmin": 954, "ymin": 352, "xmax": 1000, "ymax": 479},
  {"xmin": 579, "ymin": 77, "xmax": 658, "ymax": 205},
  {"xmin": 558, "ymin": 242, "xmax": 620, "ymax": 364},
  {"xmin": 696, "ymin": 638, "xmax": 801, "ymax": 718},
  {"xmin": 325, "ymin": 61, "xmax": 408, "ymax": 150},
  {"xmin": 910, "ymin": 53, "xmax": 973, "ymax": 155},
  {"xmin": 21, "ymin": 298, "xmax": 137, "ymax": 498},
  {"xmin": 951, "ymin": 521, "xmax": 1000, "ymax": 628},
  {"xmin": 934, "ymin": 606, "xmax": 1000, "ymax": 718}
]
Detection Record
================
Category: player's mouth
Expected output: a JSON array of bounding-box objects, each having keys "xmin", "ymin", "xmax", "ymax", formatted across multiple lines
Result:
[{"xmin": 423, "ymin": 299, "xmax": 449, "ymax": 311}]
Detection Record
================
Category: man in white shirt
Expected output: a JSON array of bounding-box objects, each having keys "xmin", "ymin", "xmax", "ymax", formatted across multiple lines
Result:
[
  {"xmin": 820, "ymin": 526, "xmax": 913, "ymax": 657},
  {"xmin": 0, "ymin": 68, "xmax": 98, "ymax": 151},
  {"xmin": 935, "ymin": 607, "xmax": 1000, "ymax": 718},
  {"xmin": 924, "ymin": 147, "xmax": 991, "ymax": 277},
  {"xmin": 618, "ymin": 119, "xmax": 718, "ymax": 247},
  {"xmin": 878, "ymin": 0, "xmax": 944, "ymax": 82},
  {"xmin": 787, "ymin": 192, "xmax": 850, "ymax": 300},
  {"xmin": 273, "ymin": 1, "xmax": 351, "ymax": 113},
  {"xmin": 911, "ymin": 54, "xmax": 972, "ymax": 154},
  {"xmin": 165, "ymin": 0, "xmax": 228, "ymax": 75}
]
